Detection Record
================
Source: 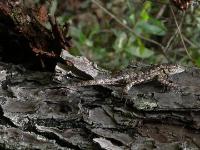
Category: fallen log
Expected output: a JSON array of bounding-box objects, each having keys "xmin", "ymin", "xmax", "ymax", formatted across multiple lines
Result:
[{"xmin": 0, "ymin": 61, "xmax": 199, "ymax": 149}]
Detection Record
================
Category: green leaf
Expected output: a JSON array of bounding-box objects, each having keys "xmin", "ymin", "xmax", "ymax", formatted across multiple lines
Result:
[
  {"xmin": 195, "ymin": 57, "xmax": 200, "ymax": 67},
  {"xmin": 49, "ymin": 0, "xmax": 58, "ymax": 16},
  {"xmin": 88, "ymin": 25, "xmax": 100, "ymax": 39},
  {"xmin": 136, "ymin": 21, "xmax": 166, "ymax": 36},
  {"xmin": 140, "ymin": 11, "xmax": 149, "ymax": 21},
  {"xmin": 127, "ymin": 35, "xmax": 136, "ymax": 47},
  {"xmin": 113, "ymin": 32, "xmax": 128, "ymax": 52},
  {"xmin": 140, "ymin": 1, "xmax": 151, "ymax": 21},
  {"xmin": 129, "ymin": 14, "xmax": 135, "ymax": 24},
  {"xmin": 126, "ymin": 46, "xmax": 154, "ymax": 58},
  {"xmin": 70, "ymin": 26, "xmax": 86, "ymax": 44},
  {"xmin": 57, "ymin": 15, "xmax": 70, "ymax": 26},
  {"xmin": 85, "ymin": 39, "xmax": 93, "ymax": 47}
]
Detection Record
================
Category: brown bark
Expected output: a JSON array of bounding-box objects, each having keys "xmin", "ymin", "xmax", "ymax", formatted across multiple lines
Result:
[{"xmin": 0, "ymin": 1, "xmax": 71, "ymax": 70}]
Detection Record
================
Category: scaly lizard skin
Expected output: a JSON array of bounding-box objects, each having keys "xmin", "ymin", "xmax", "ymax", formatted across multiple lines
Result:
[{"xmin": 50, "ymin": 64, "xmax": 185, "ymax": 93}]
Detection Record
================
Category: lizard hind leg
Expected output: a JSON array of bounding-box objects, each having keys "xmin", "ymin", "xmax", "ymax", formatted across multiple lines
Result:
[
  {"xmin": 121, "ymin": 84, "xmax": 132, "ymax": 107},
  {"xmin": 123, "ymin": 81, "xmax": 137, "ymax": 94},
  {"xmin": 121, "ymin": 81, "xmax": 137, "ymax": 106},
  {"xmin": 157, "ymin": 76, "xmax": 179, "ymax": 92}
]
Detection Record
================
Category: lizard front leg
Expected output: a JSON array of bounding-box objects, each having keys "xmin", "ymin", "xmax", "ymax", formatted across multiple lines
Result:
[
  {"xmin": 123, "ymin": 79, "xmax": 145, "ymax": 94},
  {"xmin": 157, "ymin": 75, "xmax": 178, "ymax": 90}
]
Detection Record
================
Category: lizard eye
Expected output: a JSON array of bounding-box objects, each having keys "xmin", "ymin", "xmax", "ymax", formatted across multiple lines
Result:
[{"xmin": 168, "ymin": 65, "xmax": 185, "ymax": 75}]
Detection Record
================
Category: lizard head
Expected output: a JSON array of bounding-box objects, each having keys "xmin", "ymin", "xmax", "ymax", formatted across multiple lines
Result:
[{"xmin": 162, "ymin": 64, "xmax": 185, "ymax": 75}]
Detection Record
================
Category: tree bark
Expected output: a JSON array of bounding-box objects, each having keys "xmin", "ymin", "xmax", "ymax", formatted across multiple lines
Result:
[{"xmin": 0, "ymin": 62, "xmax": 199, "ymax": 149}]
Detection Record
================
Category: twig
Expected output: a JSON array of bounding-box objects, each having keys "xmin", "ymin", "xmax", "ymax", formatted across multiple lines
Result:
[
  {"xmin": 169, "ymin": 5, "xmax": 194, "ymax": 62},
  {"xmin": 164, "ymin": 13, "xmax": 185, "ymax": 53},
  {"xmin": 156, "ymin": 5, "xmax": 167, "ymax": 19},
  {"xmin": 91, "ymin": 0, "xmax": 167, "ymax": 57}
]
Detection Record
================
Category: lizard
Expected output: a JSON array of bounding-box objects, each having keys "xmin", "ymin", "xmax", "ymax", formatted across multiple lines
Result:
[{"xmin": 46, "ymin": 64, "xmax": 185, "ymax": 94}]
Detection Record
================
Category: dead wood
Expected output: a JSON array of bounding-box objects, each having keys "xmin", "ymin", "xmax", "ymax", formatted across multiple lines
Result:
[
  {"xmin": 0, "ymin": 62, "xmax": 199, "ymax": 149},
  {"xmin": 0, "ymin": 1, "xmax": 71, "ymax": 70}
]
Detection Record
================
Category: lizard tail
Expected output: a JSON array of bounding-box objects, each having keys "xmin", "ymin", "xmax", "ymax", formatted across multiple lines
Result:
[{"xmin": 69, "ymin": 78, "xmax": 119, "ymax": 87}]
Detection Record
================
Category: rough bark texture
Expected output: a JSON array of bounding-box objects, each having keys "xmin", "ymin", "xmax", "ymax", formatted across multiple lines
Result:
[{"xmin": 0, "ymin": 62, "xmax": 199, "ymax": 150}]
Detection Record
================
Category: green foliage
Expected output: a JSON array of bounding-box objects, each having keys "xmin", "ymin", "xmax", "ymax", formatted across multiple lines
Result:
[
  {"xmin": 67, "ymin": 1, "xmax": 168, "ymax": 69},
  {"xmin": 36, "ymin": 0, "xmax": 200, "ymax": 69}
]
